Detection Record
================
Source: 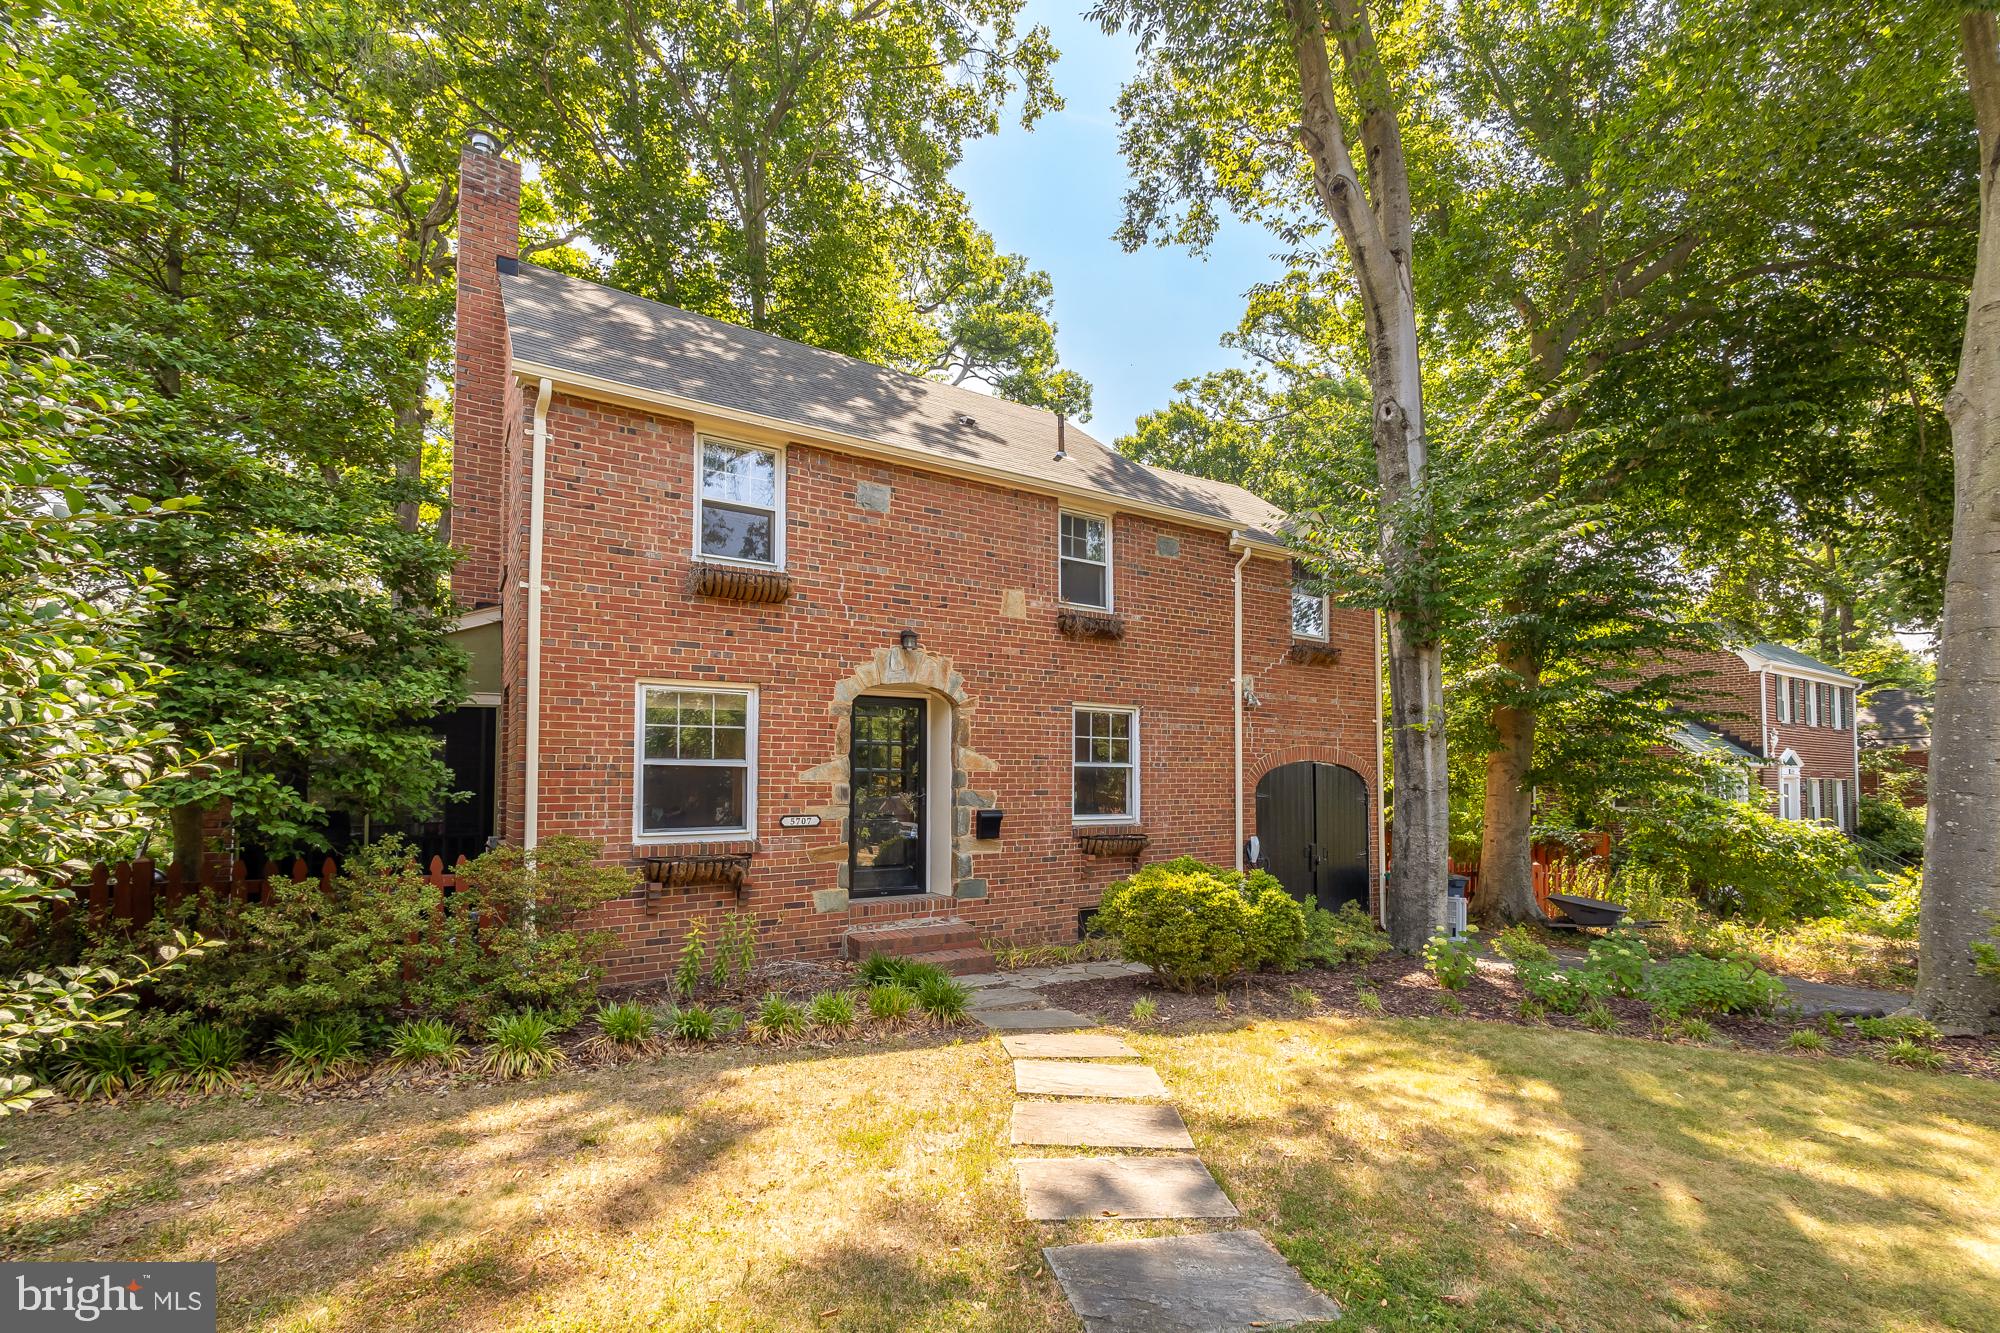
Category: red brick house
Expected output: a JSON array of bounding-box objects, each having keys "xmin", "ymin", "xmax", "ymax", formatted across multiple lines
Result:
[
  {"xmin": 441, "ymin": 141, "xmax": 1382, "ymax": 981},
  {"xmin": 1664, "ymin": 643, "xmax": 1863, "ymax": 829}
]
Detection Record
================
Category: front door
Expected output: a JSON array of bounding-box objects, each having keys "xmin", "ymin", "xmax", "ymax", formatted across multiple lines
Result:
[
  {"xmin": 850, "ymin": 696, "xmax": 927, "ymax": 896},
  {"xmin": 1255, "ymin": 761, "xmax": 1369, "ymax": 911}
]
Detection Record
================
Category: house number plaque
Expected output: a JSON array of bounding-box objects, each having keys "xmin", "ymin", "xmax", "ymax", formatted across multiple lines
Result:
[{"xmin": 778, "ymin": 814, "xmax": 823, "ymax": 828}]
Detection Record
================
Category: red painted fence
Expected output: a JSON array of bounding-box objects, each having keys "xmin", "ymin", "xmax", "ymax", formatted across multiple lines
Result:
[
  {"xmin": 1391, "ymin": 832, "xmax": 1614, "ymax": 917},
  {"xmin": 50, "ymin": 855, "xmax": 470, "ymax": 929}
]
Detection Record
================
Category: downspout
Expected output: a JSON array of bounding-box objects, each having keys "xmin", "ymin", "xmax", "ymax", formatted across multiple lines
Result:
[
  {"xmin": 1232, "ymin": 539, "xmax": 1253, "ymax": 873},
  {"xmin": 1374, "ymin": 608, "xmax": 1389, "ymax": 930},
  {"xmin": 524, "ymin": 377, "xmax": 552, "ymax": 851}
]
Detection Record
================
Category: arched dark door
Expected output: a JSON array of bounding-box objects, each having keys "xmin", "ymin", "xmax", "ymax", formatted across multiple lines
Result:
[{"xmin": 1255, "ymin": 761, "xmax": 1369, "ymax": 911}]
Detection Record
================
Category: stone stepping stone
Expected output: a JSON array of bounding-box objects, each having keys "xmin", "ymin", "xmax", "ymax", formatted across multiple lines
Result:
[
  {"xmin": 968, "ymin": 985, "xmax": 1044, "ymax": 1012},
  {"xmin": 1042, "ymin": 1230, "xmax": 1340, "ymax": 1331},
  {"xmin": 976, "ymin": 1007, "xmax": 1095, "ymax": 1032},
  {"xmin": 956, "ymin": 972, "xmax": 1008, "ymax": 989},
  {"xmin": 1016, "ymin": 1156, "xmax": 1238, "ymax": 1220},
  {"xmin": 1012, "ymin": 1101, "xmax": 1195, "ymax": 1150},
  {"xmin": 1014, "ymin": 1060, "xmax": 1167, "ymax": 1099},
  {"xmin": 1001, "ymin": 1032, "xmax": 1138, "ymax": 1059}
]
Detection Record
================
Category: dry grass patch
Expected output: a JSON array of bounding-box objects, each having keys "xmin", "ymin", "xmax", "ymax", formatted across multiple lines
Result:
[
  {"xmin": 1104, "ymin": 1015, "xmax": 2000, "ymax": 1332},
  {"xmin": 0, "ymin": 1038, "xmax": 1076, "ymax": 1332}
]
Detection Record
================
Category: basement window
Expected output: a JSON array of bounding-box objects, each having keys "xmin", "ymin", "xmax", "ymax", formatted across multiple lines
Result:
[
  {"xmin": 636, "ymin": 684, "xmax": 757, "ymax": 839},
  {"xmin": 696, "ymin": 437, "xmax": 784, "ymax": 567}
]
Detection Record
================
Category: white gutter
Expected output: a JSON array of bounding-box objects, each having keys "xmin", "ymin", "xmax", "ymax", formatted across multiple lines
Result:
[
  {"xmin": 1231, "ymin": 540, "xmax": 1254, "ymax": 873},
  {"xmin": 1374, "ymin": 608, "xmax": 1388, "ymax": 930},
  {"xmin": 524, "ymin": 377, "xmax": 552, "ymax": 851}
]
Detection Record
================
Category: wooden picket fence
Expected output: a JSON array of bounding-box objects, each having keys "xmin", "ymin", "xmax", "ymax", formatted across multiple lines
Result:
[
  {"xmin": 52, "ymin": 854, "xmax": 471, "ymax": 930},
  {"xmin": 1446, "ymin": 832, "xmax": 1613, "ymax": 917}
]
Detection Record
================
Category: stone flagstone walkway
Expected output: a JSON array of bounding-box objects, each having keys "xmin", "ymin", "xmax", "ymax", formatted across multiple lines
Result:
[{"xmin": 970, "ymin": 964, "xmax": 1340, "ymax": 1332}]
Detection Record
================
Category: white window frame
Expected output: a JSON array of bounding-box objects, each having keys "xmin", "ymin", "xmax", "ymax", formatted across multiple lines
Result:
[
  {"xmin": 1291, "ymin": 586, "xmax": 1329, "ymax": 641},
  {"xmin": 693, "ymin": 434, "xmax": 786, "ymax": 570},
  {"xmin": 1058, "ymin": 510, "xmax": 1113, "ymax": 611},
  {"xmin": 1071, "ymin": 704, "xmax": 1140, "ymax": 825},
  {"xmin": 633, "ymin": 681, "xmax": 759, "ymax": 842},
  {"xmin": 1775, "ymin": 675, "xmax": 1792, "ymax": 724}
]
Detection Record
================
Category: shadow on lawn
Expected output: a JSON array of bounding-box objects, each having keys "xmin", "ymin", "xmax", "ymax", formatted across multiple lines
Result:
[
  {"xmin": 1142, "ymin": 1019, "xmax": 2000, "ymax": 1331},
  {"xmin": 0, "ymin": 1029, "xmax": 1062, "ymax": 1332}
]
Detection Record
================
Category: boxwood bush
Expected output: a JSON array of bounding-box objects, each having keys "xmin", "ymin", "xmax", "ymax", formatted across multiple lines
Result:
[{"xmin": 1090, "ymin": 856, "xmax": 1306, "ymax": 991}]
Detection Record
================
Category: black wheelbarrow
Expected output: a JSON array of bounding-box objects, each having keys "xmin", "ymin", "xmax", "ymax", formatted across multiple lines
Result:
[{"xmin": 1545, "ymin": 893, "xmax": 1662, "ymax": 934}]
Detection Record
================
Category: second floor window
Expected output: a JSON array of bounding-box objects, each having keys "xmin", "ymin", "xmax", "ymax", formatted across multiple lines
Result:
[
  {"xmin": 698, "ymin": 438, "xmax": 782, "ymax": 566},
  {"xmin": 1060, "ymin": 512, "xmax": 1110, "ymax": 608},
  {"xmin": 1292, "ymin": 587, "xmax": 1328, "ymax": 641}
]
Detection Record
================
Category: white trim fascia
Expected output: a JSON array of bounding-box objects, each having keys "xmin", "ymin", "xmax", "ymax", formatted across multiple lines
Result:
[
  {"xmin": 1731, "ymin": 645, "xmax": 1862, "ymax": 686},
  {"xmin": 467, "ymin": 691, "xmax": 502, "ymax": 707},
  {"xmin": 452, "ymin": 605, "xmax": 503, "ymax": 631},
  {"xmin": 632, "ymin": 680, "xmax": 760, "ymax": 844},
  {"xmin": 1071, "ymin": 703, "xmax": 1141, "ymax": 826},
  {"xmin": 514, "ymin": 358, "xmax": 1286, "ymax": 545}
]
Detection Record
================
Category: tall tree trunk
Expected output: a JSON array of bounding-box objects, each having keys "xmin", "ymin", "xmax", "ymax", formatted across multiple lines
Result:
[
  {"xmin": 1919, "ymin": 12, "xmax": 2000, "ymax": 1034},
  {"xmin": 1478, "ymin": 633, "xmax": 1543, "ymax": 923}
]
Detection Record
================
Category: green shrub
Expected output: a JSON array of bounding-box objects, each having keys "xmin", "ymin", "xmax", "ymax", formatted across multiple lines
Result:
[
  {"xmin": 914, "ymin": 973, "xmax": 970, "ymax": 1023},
  {"xmin": 269, "ymin": 1014, "xmax": 366, "ymax": 1088},
  {"xmin": 1579, "ymin": 1001, "xmax": 1619, "ymax": 1032},
  {"xmin": 866, "ymin": 983, "xmax": 917, "ymax": 1022},
  {"xmin": 675, "ymin": 921, "xmax": 708, "ymax": 1001},
  {"xmin": 1515, "ymin": 959, "xmax": 1604, "ymax": 1015},
  {"xmin": 1581, "ymin": 936, "xmax": 1650, "ymax": 998},
  {"xmin": 1303, "ymin": 902, "xmax": 1392, "ymax": 967},
  {"xmin": 1855, "ymin": 794, "xmax": 1925, "ymax": 871},
  {"xmin": 1854, "ymin": 1014, "xmax": 1940, "ymax": 1044},
  {"xmin": 751, "ymin": 993, "xmax": 809, "ymax": 1042},
  {"xmin": 157, "ymin": 1022, "xmax": 247, "ymax": 1094},
  {"xmin": 1421, "ymin": 928, "xmax": 1480, "ymax": 991},
  {"xmin": 1647, "ymin": 955, "xmax": 1786, "ymax": 1018},
  {"xmin": 52, "ymin": 1032, "xmax": 153, "ymax": 1102},
  {"xmin": 1493, "ymin": 924, "xmax": 1553, "ymax": 965},
  {"xmin": 808, "ymin": 990, "xmax": 857, "ymax": 1031},
  {"xmin": 667, "ymin": 1003, "xmax": 718, "ymax": 1042},
  {"xmin": 481, "ymin": 1010, "xmax": 564, "ymax": 1079},
  {"xmin": 1092, "ymin": 856, "xmax": 1296, "ymax": 991},
  {"xmin": 711, "ymin": 912, "xmax": 758, "ymax": 989},
  {"xmin": 1618, "ymin": 791, "xmax": 1861, "ymax": 923},
  {"xmin": 383, "ymin": 1019, "xmax": 463, "ymax": 1070}
]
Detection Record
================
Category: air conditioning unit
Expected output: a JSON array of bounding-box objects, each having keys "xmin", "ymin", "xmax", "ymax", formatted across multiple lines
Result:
[{"xmin": 1445, "ymin": 896, "xmax": 1469, "ymax": 938}]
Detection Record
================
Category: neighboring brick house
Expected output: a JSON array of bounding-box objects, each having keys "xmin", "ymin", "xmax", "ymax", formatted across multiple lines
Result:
[
  {"xmin": 1858, "ymin": 687, "xmax": 1930, "ymax": 806},
  {"xmin": 1662, "ymin": 643, "xmax": 1863, "ymax": 829},
  {"xmin": 439, "ymin": 141, "xmax": 1382, "ymax": 981}
]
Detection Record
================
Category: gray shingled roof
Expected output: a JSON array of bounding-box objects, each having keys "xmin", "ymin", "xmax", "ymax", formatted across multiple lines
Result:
[
  {"xmin": 497, "ymin": 262, "xmax": 1289, "ymax": 542},
  {"xmin": 1745, "ymin": 640, "xmax": 1857, "ymax": 679},
  {"xmin": 1858, "ymin": 687, "xmax": 1930, "ymax": 745},
  {"xmin": 1673, "ymin": 719, "xmax": 1763, "ymax": 764}
]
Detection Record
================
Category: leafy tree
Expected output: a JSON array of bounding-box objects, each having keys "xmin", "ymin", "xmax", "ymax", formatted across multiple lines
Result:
[
  {"xmin": 19, "ymin": 0, "xmax": 465, "ymax": 865},
  {"xmin": 1097, "ymin": 0, "xmax": 1451, "ymax": 950},
  {"xmin": 1922, "ymin": 6, "xmax": 2000, "ymax": 1033},
  {"xmin": 443, "ymin": 0, "xmax": 1092, "ymax": 412}
]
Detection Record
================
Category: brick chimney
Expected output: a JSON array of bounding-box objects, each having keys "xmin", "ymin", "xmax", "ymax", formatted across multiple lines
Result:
[{"xmin": 450, "ymin": 132, "xmax": 520, "ymax": 608}]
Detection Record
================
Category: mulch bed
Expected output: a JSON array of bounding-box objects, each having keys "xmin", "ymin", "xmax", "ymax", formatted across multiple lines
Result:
[{"xmin": 1036, "ymin": 955, "xmax": 2000, "ymax": 1083}]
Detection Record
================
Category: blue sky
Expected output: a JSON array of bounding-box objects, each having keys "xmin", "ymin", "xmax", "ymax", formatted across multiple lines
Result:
[{"xmin": 951, "ymin": 1, "xmax": 1275, "ymax": 444}]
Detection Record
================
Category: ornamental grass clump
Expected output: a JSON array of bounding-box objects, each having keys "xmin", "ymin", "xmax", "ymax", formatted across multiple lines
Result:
[
  {"xmin": 270, "ymin": 1013, "xmax": 367, "ymax": 1088},
  {"xmin": 667, "ymin": 1003, "xmax": 719, "ymax": 1042},
  {"xmin": 53, "ymin": 1032, "xmax": 152, "ymax": 1102},
  {"xmin": 751, "ymin": 993, "xmax": 809, "ymax": 1043},
  {"xmin": 866, "ymin": 983, "xmax": 917, "ymax": 1023},
  {"xmin": 481, "ymin": 1010, "xmax": 564, "ymax": 1079},
  {"xmin": 914, "ymin": 973, "xmax": 970, "ymax": 1024},
  {"xmin": 156, "ymin": 1022, "xmax": 248, "ymax": 1095},
  {"xmin": 585, "ymin": 1000, "xmax": 658, "ymax": 1058},
  {"xmin": 383, "ymin": 1018, "xmax": 464, "ymax": 1071},
  {"xmin": 808, "ymin": 990, "xmax": 858, "ymax": 1032}
]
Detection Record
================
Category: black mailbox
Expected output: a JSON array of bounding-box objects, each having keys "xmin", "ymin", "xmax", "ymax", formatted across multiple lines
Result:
[{"xmin": 974, "ymin": 809, "xmax": 1004, "ymax": 840}]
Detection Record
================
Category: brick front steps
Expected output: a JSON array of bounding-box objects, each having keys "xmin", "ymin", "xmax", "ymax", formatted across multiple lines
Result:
[{"xmin": 840, "ymin": 917, "xmax": 995, "ymax": 975}]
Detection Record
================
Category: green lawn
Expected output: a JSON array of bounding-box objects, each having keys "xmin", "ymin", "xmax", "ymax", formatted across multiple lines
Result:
[{"xmin": 2, "ymin": 1017, "xmax": 1995, "ymax": 1331}]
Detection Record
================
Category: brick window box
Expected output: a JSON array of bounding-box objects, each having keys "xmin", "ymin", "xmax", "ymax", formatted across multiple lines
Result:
[
  {"xmin": 637, "ymin": 842, "xmax": 755, "ymax": 898},
  {"xmin": 1057, "ymin": 609, "xmax": 1125, "ymax": 641},
  {"xmin": 1287, "ymin": 640, "xmax": 1342, "ymax": 666},
  {"xmin": 688, "ymin": 561, "xmax": 791, "ymax": 604},
  {"xmin": 1076, "ymin": 827, "xmax": 1149, "ymax": 858}
]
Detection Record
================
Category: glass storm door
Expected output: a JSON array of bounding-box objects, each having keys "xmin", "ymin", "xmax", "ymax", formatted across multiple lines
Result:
[{"xmin": 850, "ymin": 696, "xmax": 927, "ymax": 896}]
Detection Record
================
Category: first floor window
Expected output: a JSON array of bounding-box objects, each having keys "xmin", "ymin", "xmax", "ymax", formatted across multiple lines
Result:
[
  {"xmin": 698, "ymin": 438, "xmax": 781, "ymax": 565},
  {"xmin": 638, "ymin": 684, "xmax": 755, "ymax": 837},
  {"xmin": 1291, "ymin": 586, "xmax": 1328, "ymax": 640},
  {"xmin": 1073, "ymin": 707, "xmax": 1137, "ymax": 821},
  {"xmin": 1060, "ymin": 512, "xmax": 1110, "ymax": 608}
]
